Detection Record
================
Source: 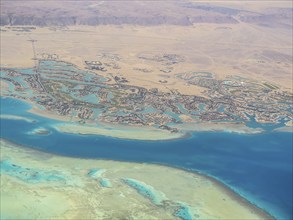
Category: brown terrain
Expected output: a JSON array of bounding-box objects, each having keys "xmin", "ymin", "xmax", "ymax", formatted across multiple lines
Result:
[{"xmin": 0, "ymin": 0, "xmax": 292, "ymax": 95}]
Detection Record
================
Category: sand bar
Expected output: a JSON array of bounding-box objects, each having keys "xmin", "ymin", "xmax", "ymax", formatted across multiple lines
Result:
[
  {"xmin": 53, "ymin": 123, "xmax": 184, "ymax": 141},
  {"xmin": 174, "ymin": 121, "xmax": 265, "ymax": 134},
  {"xmin": 0, "ymin": 114, "xmax": 36, "ymax": 123}
]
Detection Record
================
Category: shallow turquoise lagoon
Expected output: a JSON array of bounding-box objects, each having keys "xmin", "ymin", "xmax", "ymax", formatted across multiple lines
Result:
[
  {"xmin": 0, "ymin": 160, "xmax": 65, "ymax": 183},
  {"xmin": 99, "ymin": 178, "xmax": 112, "ymax": 188},
  {"xmin": 0, "ymin": 97, "xmax": 292, "ymax": 219},
  {"xmin": 175, "ymin": 203, "xmax": 193, "ymax": 220}
]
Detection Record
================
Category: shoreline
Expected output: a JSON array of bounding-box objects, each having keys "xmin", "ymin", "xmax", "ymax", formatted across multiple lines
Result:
[
  {"xmin": 2, "ymin": 95, "xmax": 291, "ymax": 141},
  {"xmin": 24, "ymin": 99, "xmax": 267, "ymax": 139},
  {"xmin": 273, "ymin": 126, "xmax": 293, "ymax": 133},
  {"xmin": 174, "ymin": 121, "xmax": 266, "ymax": 134},
  {"xmin": 0, "ymin": 138, "xmax": 274, "ymax": 220},
  {"xmin": 53, "ymin": 123, "xmax": 186, "ymax": 141},
  {"xmin": 28, "ymin": 104, "xmax": 188, "ymax": 141},
  {"xmin": 26, "ymin": 99, "xmax": 284, "ymax": 139},
  {"xmin": 1, "ymin": 96, "xmax": 291, "ymax": 144}
]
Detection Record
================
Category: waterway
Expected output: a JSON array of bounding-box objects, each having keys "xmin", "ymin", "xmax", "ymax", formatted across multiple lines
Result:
[{"xmin": 0, "ymin": 97, "xmax": 292, "ymax": 219}]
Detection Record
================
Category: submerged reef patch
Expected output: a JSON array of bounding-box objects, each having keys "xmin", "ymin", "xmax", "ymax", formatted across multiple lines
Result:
[
  {"xmin": 99, "ymin": 178, "xmax": 112, "ymax": 188},
  {"xmin": 87, "ymin": 168, "xmax": 106, "ymax": 178},
  {"xmin": 122, "ymin": 178, "xmax": 197, "ymax": 220},
  {"xmin": 175, "ymin": 202, "xmax": 195, "ymax": 220},
  {"xmin": 0, "ymin": 160, "xmax": 66, "ymax": 184},
  {"xmin": 122, "ymin": 178, "xmax": 165, "ymax": 205},
  {"xmin": 29, "ymin": 127, "xmax": 51, "ymax": 135}
]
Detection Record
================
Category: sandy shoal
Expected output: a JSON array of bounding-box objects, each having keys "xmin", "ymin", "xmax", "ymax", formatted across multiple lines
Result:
[
  {"xmin": 53, "ymin": 123, "xmax": 184, "ymax": 141},
  {"xmin": 273, "ymin": 126, "xmax": 293, "ymax": 132},
  {"xmin": 174, "ymin": 121, "xmax": 264, "ymax": 134},
  {"xmin": 0, "ymin": 139, "xmax": 273, "ymax": 220}
]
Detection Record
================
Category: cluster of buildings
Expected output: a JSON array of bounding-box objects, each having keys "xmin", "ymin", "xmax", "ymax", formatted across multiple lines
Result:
[{"xmin": 1, "ymin": 59, "xmax": 292, "ymax": 133}]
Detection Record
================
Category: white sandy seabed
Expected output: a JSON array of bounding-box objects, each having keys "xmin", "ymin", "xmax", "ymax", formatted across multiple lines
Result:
[{"xmin": 0, "ymin": 139, "xmax": 273, "ymax": 220}]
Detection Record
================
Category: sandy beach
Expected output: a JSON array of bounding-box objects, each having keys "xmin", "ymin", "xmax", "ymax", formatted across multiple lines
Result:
[
  {"xmin": 53, "ymin": 123, "xmax": 184, "ymax": 141},
  {"xmin": 273, "ymin": 126, "xmax": 293, "ymax": 133},
  {"xmin": 8, "ymin": 101, "xmax": 271, "ymax": 141},
  {"xmin": 174, "ymin": 122, "xmax": 265, "ymax": 134}
]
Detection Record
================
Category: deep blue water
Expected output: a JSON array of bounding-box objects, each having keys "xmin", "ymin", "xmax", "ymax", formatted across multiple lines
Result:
[{"xmin": 0, "ymin": 97, "xmax": 292, "ymax": 219}]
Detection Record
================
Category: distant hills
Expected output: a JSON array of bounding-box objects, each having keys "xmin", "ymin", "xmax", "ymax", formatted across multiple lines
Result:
[{"xmin": 0, "ymin": 0, "xmax": 292, "ymax": 28}]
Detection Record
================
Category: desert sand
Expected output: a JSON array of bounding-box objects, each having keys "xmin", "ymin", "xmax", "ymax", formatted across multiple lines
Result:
[{"xmin": 1, "ymin": 23, "xmax": 292, "ymax": 96}]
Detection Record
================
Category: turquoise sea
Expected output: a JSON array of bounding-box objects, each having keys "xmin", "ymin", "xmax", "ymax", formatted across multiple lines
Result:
[{"xmin": 0, "ymin": 97, "xmax": 292, "ymax": 219}]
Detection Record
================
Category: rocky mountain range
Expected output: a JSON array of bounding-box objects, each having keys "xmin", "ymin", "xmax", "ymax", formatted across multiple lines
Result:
[{"xmin": 0, "ymin": 0, "xmax": 292, "ymax": 28}]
